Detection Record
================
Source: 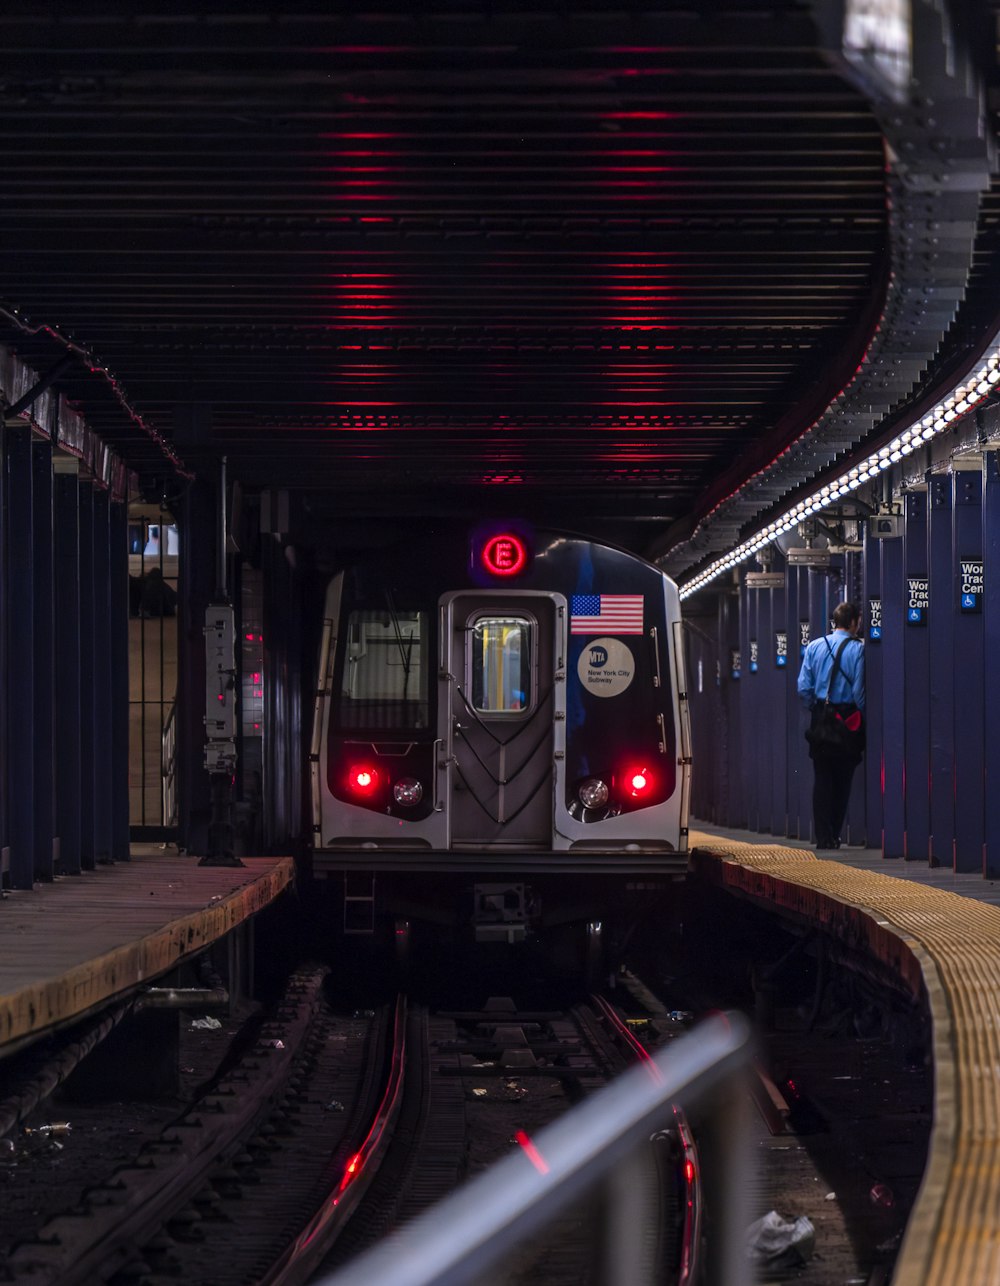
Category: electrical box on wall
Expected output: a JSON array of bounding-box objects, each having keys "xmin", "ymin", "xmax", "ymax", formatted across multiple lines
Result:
[{"xmin": 204, "ymin": 604, "xmax": 237, "ymax": 774}]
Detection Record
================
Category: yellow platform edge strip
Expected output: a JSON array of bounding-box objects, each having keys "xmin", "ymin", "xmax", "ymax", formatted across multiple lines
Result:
[
  {"xmin": 0, "ymin": 858, "xmax": 296, "ymax": 1048},
  {"xmin": 688, "ymin": 834, "xmax": 976, "ymax": 1286}
]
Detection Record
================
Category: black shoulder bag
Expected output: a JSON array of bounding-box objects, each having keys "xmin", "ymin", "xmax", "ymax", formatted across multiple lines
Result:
[{"xmin": 804, "ymin": 637, "xmax": 864, "ymax": 761}]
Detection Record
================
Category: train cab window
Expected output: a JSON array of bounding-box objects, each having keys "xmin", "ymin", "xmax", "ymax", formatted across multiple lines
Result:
[
  {"xmin": 469, "ymin": 615, "xmax": 533, "ymax": 715},
  {"xmin": 339, "ymin": 609, "xmax": 429, "ymax": 730}
]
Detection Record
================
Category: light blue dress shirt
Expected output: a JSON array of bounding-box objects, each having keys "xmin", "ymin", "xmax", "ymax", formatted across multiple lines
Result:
[{"xmin": 797, "ymin": 629, "xmax": 865, "ymax": 710}]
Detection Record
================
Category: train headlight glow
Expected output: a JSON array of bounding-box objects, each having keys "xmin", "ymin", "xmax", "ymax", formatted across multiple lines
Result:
[
  {"xmin": 392, "ymin": 777, "xmax": 424, "ymax": 807},
  {"xmin": 578, "ymin": 778, "xmax": 610, "ymax": 809}
]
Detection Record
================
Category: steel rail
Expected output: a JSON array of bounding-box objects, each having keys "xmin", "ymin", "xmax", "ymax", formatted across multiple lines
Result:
[{"xmin": 261, "ymin": 992, "xmax": 410, "ymax": 1286}]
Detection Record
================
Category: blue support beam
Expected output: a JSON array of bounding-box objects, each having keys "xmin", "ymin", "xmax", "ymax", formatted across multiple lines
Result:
[
  {"xmin": 110, "ymin": 501, "xmax": 130, "ymax": 860},
  {"xmin": 843, "ymin": 550, "xmax": 866, "ymax": 845},
  {"xmin": 783, "ymin": 561, "xmax": 802, "ymax": 841},
  {"xmin": 952, "ymin": 467, "xmax": 985, "ymax": 873},
  {"xmin": 54, "ymin": 466, "xmax": 82, "ymax": 875},
  {"xmin": 927, "ymin": 474, "xmax": 955, "ymax": 867},
  {"xmin": 32, "ymin": 440, "xmax": 55, "ymax": 881},
  {"xmin": 880, "ymin": 531, "xmax": 905, "ymax": 858},
  {"xmin": 5, "ymin": 426, "xmax": 33, "ymax": 888},
  {"xmin": 984, "ymin": 454, "xmax": 1000, "ymax": 878},
  {"xmin": 92, "ymin": 490, "xmax": 113, "ymax": 862},
  {"xmin": 741, "ymin": 578, "xmax": 759, "ymax": 832},
  {"xmin": 765, "ymin": 574, "xmax": 788, "ymax": 836},
  {"xmin": 902, "ymin": 491, "xmax": 930, "ymax": 861},
  {"xmin": 862, "ymin": 533, "xmax": 884, "ymax": 854},
  {"xmin": 78, "ymin": 484, "xmax": 96, "ymax": 869}
]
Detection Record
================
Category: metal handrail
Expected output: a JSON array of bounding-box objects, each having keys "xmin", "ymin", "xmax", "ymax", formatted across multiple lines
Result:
[{"xmin": 320, "ymin": 1011, "xmax": 754, "ymax": 1286}]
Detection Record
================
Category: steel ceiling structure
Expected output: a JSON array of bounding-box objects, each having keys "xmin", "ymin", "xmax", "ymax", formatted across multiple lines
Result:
[{"xmin": 0, "ymin": 2, "xmax": 996, "ymax": 565}]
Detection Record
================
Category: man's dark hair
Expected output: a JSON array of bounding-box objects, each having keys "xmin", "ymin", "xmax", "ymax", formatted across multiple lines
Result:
[{"xmin": 832, "ymin": 601, "xmax": 860, "ymax": 630}]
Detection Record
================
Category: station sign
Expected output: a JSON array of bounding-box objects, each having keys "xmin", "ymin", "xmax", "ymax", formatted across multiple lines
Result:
[
  {"xmin": 746, "ymin": 571, "xmax": 785, "ymax": 590},
  {"xmin": 730, "ymin": 648, "xmax": 741, "ymax": 680},
  {"xmin": 749, "ymin": 639, "xmax": 759, "ymax": 673},
  {"xmin": 799, "ymin": 620, "xmax": 810, "ymax": 657},
  {"xmin": 906, "ymin": 577, "xmax": 928, "ymax": 625},
  {"xmin": 775, "ymin": 631, "xmax": 788, "ymax": 668},
  {"xmin": 868, "ymin": 598, "xmax": 881, "ymax": 641},
  {"xmin": 959, "ymin": 558, "xmax": 983, "ymax": 613}
]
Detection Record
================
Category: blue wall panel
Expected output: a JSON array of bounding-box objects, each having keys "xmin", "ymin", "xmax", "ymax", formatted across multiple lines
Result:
[
  {"xmin": 32, "ymin": 441, "xmax": 54, "ymax": 882},
  {"xmin": 54, "ymin": 470, "xmax": 82, "ymax": 875},
  {"xmin": 952, "ymin": 468, "xmax": 985, "ymax": 873},
  {"xmin": 783, "ymin": 561, "xmax": 802, "ymax": 840},
  {"xmin": 742, "ymin": 582, "xmax": 760, "ymax": 832},
  {"xmin": 902, "ymin": 491, "xmax": 930, "ymax": 861},
  {"xmin": 766, "ymin": 578, "xmax": 788, "ymax": 835}
]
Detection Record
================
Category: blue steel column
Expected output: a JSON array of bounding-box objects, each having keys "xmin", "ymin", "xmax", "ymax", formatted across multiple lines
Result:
[
  {"xmin": 110, "ymin": 500, "xmax": 130, "ymax": 859},
  {"xmin": 78, "ymin": 483, "xmax": 96, "ymax": 869},
  {"xmin": 721, "ymin": 581, "xmax": 744, "ymax": 827},
  {"xmin": 54, "ymin": 466, "xmax": 82, "ymax": 874},
  {"xmin": 984, "ymin": 454, "xmax": 1000, "ymax": 877},
  {"xmin": 32, "ymin": 440, "xmax": 55, "ymax": 881},
  {"xmin": 902, "ymin": 491, "xmax": 930, "ymax": 860},
  {"xmin": 863, "ymin": 533, "xmax": 884, "ymax": 853},
  {"xmin": 782, "ymin": 559, "xmax": 802, "ymax": 839},
  {"xmin": 880, "ymin": 528, "xmax": 905, "ymax": 858},
  {"xmin": 952, "ymin": 466, "xmax": 985, "ymax": 873},
  {"xmin": 92, "ymin": 491, "xmax": 113, "ymax": 861},
  {"xmin": 764, "ymin": 569, "xmax": 787, "ymax": 836},
  {"xmin": 927, "ymin": 474, "xmax": 955, "ymax": 866},
  {"xmin": 844, "ymin": 549, "xmax": 866, "ymax": 844},
  {"xmin": 803, "ymin": 567, "xmax": 831, "ymax": 842},
  {"xmin": 741, "ymin": 577, "xmax": 759, "ymax": 832},
  {"xmin": 5, "ymin": 425, "xmax": 34, "ymax": 888}
]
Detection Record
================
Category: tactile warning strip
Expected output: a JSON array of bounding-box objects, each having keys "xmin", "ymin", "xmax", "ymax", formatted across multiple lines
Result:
[{"xmin": 689, "ymin": 831, "xmax": 996, "ymax": 1286}]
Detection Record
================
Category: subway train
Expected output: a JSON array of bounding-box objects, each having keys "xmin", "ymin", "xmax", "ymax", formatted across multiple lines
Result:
[{"xmin": 310, "ymin": 523, "xmax": 691, "ymax": 945}]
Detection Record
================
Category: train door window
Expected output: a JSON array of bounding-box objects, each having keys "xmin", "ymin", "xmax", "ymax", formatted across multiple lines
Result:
[
  {"xmin": 339, "ymin": 609, "xmax": 429, "ymax": 730},
  {"xmin": 469, "ymin": 615, "xmax": 533, "ymax": 715}
]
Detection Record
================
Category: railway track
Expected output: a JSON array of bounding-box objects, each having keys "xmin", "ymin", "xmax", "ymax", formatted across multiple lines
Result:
[{"xmin": 1, "ymin": 977, "xmax": 697, "ymax": 1285}]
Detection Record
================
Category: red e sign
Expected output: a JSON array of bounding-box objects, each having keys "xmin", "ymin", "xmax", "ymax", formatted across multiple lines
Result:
[{"xmin": 482, "ymin": 533, "xmax": 527, "ymax": 577}]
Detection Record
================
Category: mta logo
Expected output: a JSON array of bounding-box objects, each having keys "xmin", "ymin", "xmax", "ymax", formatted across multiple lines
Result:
[{"xmin": 589, "ymin": 646, "xmax": 608, "ymax": 667}]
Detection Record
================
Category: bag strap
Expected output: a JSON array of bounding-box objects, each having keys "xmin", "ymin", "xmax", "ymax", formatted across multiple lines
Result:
[{"xmin": 821, "ymin": 636, "xmax": 853, "ymax": 706}]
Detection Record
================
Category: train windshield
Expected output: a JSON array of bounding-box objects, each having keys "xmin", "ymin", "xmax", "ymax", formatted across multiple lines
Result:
[
  {"xmin": 338, "ymin": 609, "xmax": 429, "ymax": 730},
  {"xmin": 469, "ymin": 615, "xmax": 533, "ymax": 715}
]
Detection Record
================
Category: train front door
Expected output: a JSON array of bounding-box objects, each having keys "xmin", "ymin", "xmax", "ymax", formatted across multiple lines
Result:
[{"xmin": 441, "ymin": 592, "xmax": 561, "ymax": 849}]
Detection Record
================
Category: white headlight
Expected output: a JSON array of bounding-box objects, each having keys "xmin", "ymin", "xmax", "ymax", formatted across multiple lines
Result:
[
  {"xmin": 392, "ymin": 778, "xmax": 424, "ymax": 807},
  {"xmin": 578, "ymin": 778, "xmax": 610, "ymax": 809}
]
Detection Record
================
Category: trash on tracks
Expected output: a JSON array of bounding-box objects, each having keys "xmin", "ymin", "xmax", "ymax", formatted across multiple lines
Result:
[{"xmin": 746, "ymin": 1210, "xmax": 816, "ymax": 1269}]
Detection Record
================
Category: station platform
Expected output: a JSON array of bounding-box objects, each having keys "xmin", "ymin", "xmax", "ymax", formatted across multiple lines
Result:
[
  {"xmin": 0, "ymin": 846, "xmax": 294, "ymax": 1055},
  {"xmin": 690, "ymin": 821, "xmax": 1000, "ymax": 1286}
]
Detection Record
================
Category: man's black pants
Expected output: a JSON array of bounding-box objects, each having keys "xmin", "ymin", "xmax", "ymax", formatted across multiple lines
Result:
[{"xmin": 811, "ymin": 751, "xmax": 858, "ymax": 848}]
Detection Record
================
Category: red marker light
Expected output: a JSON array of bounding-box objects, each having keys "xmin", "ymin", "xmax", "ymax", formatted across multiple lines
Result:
[
  {"xmin": 684, "ymin": 1158, "xmax": 695, "ymax": 1185},
  {"xmin": 482, "ymin": 533, "xmax": 527, "ymax": 577},
  {"xmin": 625, "ymin": 768, "xmax": 651, "ymax": 796},
  {"xmin": 349, "ymin": 766, "xmax": 379, "ymax": 794}
]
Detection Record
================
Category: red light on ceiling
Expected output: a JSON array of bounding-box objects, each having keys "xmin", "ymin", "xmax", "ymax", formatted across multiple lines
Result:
[
  {"xmin": 349, "ymin": 766, "xmax": 379, "ymax": 794},
  {"xmin": 482, "ymin": 533, "xmax": 527, "ymax": 577}
]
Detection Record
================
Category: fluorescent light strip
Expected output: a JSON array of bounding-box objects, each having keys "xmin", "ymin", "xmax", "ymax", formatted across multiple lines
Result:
[{"xmin": 678, "ymin": 345, "xmax": 1000, "ymax": 600}]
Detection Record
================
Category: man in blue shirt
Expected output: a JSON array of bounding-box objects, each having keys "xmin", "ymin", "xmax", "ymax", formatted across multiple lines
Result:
[{"xmin": 797, "ymin": 601, "xmax": 865, "ymax": 850}]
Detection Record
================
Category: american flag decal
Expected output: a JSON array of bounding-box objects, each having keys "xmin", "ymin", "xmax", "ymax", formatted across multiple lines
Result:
[{"xmin": 570, "ymin": 594, "xmax": 644, "ymax": 636}]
